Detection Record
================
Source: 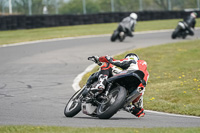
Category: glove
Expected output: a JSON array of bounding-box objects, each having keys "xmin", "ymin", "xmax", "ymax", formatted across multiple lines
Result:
[
  {"xmin": 93, "ymin": 56, "xmax": 100, "ymax": 64},
  {"xmin": 105, "ymin": 56, "xmax": 113, "ymax": 62},
  {"xmin": 88, "ymin": 56, "xmax": 102, "ymax": 66},
  {"xmin": 88, "ymin": 56, "xmax": 99, "ymax": 63}
]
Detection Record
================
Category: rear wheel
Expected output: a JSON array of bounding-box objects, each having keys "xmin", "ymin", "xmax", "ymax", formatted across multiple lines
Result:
[
  {"xmin": 64, "ymin": 89, "xmax": 84, "ymax": 117},
  {"xmin": 97, "ymin": 86, "xmax": 127, "ymax": 119}
]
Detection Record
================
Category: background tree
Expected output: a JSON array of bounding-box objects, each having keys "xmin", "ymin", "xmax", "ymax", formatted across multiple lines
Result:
[
  {"xmin": 59, "ymin": 0, "xmax": 100, "ymax": 14},
  {"xmin": 154, "ymin": 0, "xmax": 168, "ymax": 10},
  {"xmin": 1, "ymin": 0, "xmax": 199, "ymax": 15}
]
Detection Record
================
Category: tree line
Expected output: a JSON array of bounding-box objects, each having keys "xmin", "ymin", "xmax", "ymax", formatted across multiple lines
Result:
[{"xmin": 0, "ymin": 0, "xmax": 199, "ymax": 15}]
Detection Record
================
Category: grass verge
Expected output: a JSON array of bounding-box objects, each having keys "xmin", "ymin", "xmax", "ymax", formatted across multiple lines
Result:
[
  {"xmin": 80, "ymin": 39, "xmax": 200, "ymax": 116},
  {"xmin": 0, "ymin": 126, "xmax": 200, "ymax": 133},
  {"xmin": 0, "ymin": 18, "xmax": 199, "ymax": 45}
]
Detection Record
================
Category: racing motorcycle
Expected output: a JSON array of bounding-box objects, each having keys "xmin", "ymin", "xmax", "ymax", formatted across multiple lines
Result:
[
  {"xmin": 111, "ymin": 24, "xmax": 131, "ymax": 42},
  {"xmin": 64, "ymin": 56, "xmax": 145, "ymax": 119},
  {"xmin": 171, "ymin": 21, "xmax": 189, "ymax": 39}
]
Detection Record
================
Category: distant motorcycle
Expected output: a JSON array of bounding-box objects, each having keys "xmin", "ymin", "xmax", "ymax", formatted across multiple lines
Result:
[
  {"xmin": 111, "ymin": 24, "xmax": 132, "ymax": 42},
  {"xmin": 171, "ymin": 21, "xmax": 189, "ymax": 39},
  {"xmin": 64, "ymin": 56, "xmax": 145, "ymax": 119}
]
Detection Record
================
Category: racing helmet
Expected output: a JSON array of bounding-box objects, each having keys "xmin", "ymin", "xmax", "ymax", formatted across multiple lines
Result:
[
  {"xmin": 130, "ymin": 13, "xmax": 138, "ymax": 20},
  {"xmin": 125, "ymin": 53, "xmax": 139, "ymax": 61},
  {"xmin": 191, "ymin": 12, "xmax": 197, "ymax": 18}
]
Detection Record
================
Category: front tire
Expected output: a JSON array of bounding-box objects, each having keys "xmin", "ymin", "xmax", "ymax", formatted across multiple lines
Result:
[
  {"xmin": 97, "ymin": 86, "xmax": 127, "ymax": 119},
  {"xmin": 111, "ymin": 30, "xmax": 119, "ymax": 42},
  {"xmin": 64, "ymin": 89, "xmax": 83, "ymax": 117},
  {"xmin": 171, "ymin": 28, "xmax": 180, "ymax": 39}
]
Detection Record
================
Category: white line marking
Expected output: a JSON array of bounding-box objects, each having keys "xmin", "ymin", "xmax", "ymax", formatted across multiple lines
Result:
[
  {"xmin": 146, "ymin": 110, "xmax": 200, "ymax": 118},
  {"xmin": 0, "ymin": 29, "xmax": 183, "ymax": 48},
  {"xmin": 72, "ymin": 63, "xmax": 97, "ymax": 92},
  {"xmin": 1, "ymin": 28, "xmax": 200, "ymax": 48}
]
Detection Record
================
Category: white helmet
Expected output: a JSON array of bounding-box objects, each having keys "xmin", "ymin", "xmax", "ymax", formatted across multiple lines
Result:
[
  {"xmin": 130, "ymin": 13, "xmax": 138, "ymax": 20},
  {"xmin": 125, "ymin": 53, "xmax": 139, "ymax": 61}
]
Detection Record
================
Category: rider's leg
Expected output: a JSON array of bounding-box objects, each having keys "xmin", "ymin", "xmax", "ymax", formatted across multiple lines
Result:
[
  {"xmin": 91, "ymin": 63, "xmax": 112, "ymax": 93},
  {"xmin": 91, "ymin": 73, "xmax": 108, "ymax": 92},
  {"xmin": 86, "ymin": 72, "xmax": 99, "ymax": 88},
  {"xmin": 186, "ymin": 27, "xmax": 194, "ymax": 36},
  {"xmin": 126, "ymin": 28, "xmax": 134, "ymax": 37},
  {"xmin": 125, "ymin": 91, "xmax": 145, "ymax": 117},
  {"xmin": 131, "ymin": 94, "xmax": 145, "ymax": 117}
]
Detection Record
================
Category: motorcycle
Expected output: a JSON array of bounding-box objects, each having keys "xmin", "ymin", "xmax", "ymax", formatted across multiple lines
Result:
[
  {"xmin": 64, "ymin": 56, "xmax": 145, "ymax": 119},
  {"xmin": 111, "ymin": 24, "xmax": 132, "ymax": 42},
  {"xmin": 171, "ymin": 21, "xmax": 189, "ymax": 39}
]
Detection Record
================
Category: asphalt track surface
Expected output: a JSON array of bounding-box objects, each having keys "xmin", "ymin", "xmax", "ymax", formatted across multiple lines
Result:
[{"xmin": 0, "ymin": 29, "xmax": 200, "ymax": 128}]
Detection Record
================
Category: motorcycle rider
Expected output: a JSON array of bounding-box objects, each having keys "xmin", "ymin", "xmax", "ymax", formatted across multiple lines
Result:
[
  {"xmin": 183, "ymin": 12, "xmax": 197, "ymax": 36},
  {"xmin": 86, "ymin": 53, "xmax": 149, "ymax": 118},
  {"xmin": 117, "ymin": 12, "xmax": 138, "ymax": 37}
]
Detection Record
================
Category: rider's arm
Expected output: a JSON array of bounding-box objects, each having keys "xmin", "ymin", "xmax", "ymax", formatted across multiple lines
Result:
[
  {"xmin": 130, "ymin": 20, "xmax": 136, "ymax": 31},
  {"xmin": 192, "ymin": 20, "xmax": 196, "ymax": 28},
  {"xmin": 108, "ymin": 57, "xmax": 136, "ymax": 70},
  {"xmin": 111, "ymin": 58, "xmax": 134, "ymax": 69},
  {"xmin": 98, "ymin": 56, "xmax": 137, "ymax": 70}
]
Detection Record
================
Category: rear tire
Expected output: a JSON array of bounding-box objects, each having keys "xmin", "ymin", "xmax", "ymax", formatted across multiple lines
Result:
[
  {"xmin": 64, "ymin": 89, "xmax": 83, "ymax": 117},
  {"xmin": 97, "ymin": 86, "xmax": 127, "ymax": 119}
]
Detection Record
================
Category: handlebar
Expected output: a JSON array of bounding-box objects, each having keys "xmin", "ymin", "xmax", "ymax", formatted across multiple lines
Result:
[
  {"xmin": 88, "ymin": 56, "xmax": 95, "ymax": 62},
  {"xmin": 88, "ymin": 56, "xmax": 98, "ymax": 64},
  {"xmin": 88, "ymin": 56, "xmax": 102, "ymax": 66}
]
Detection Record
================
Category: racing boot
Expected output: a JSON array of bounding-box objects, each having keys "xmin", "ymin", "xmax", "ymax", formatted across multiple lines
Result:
[
  {"xmin": 125, "ymin": 105, "xmax": 145, "ymax": 118},
  {"xmin": 91, "ymin": 74, "xmax": 108, "ymax": 94},
  {"xmin": 131, "ymin": 107, "xmax": 145, "ymax": 118}
]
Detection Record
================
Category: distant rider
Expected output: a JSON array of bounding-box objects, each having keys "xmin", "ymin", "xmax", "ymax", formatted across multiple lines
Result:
[
  {"xmin": 117, "ymin": 12, "xmax": 138, "ymax": 37},
  {"xmin": 86, "ymin": 53, "xmax": 149, "ymax": 118},
  {"xmin": 183, "ymin": 12, "xmax": 197, "ymax": 36}
]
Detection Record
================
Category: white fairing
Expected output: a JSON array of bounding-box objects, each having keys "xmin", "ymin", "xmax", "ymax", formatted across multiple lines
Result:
[
  {"xmin": 178, "ymin": 22, "xmax": 185, "ymax": 29},
  {"xmin": 82, "ymin": 102, "xmax": 97, "ymax": 115}
]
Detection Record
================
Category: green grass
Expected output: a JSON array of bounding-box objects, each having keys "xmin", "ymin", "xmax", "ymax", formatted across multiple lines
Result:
[
  {"xmin": 81, "ymin": 39, "xmax": 200, "ymax": 116},
  {"xmin": 0, "ymin": 126, "xmax": 200, "ymax": 133},
  {"xmin": 0, "ymin": 18, "xmax": 199, "ymax": 45}
]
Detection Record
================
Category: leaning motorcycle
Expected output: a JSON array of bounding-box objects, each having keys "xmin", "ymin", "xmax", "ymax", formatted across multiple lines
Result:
[
  {"xmin": 171, "ymin": 21, "xmax": 189, "ymax": 39},
  {"xmin": 64, "ymin": 56, "xmax": 145, "ymax": 119},
  {"xmin": 111, "ymin": 24, "xmax": 130, "ymax": 42}
]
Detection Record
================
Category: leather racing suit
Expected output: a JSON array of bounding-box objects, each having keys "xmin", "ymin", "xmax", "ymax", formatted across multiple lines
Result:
[
  {"xmin": 118, "ymin": 16, "xmax": 137, "ymax": 37},
  {"xmin": 86, "ymin": 55, "xmax": 149, "ymax": 117}
]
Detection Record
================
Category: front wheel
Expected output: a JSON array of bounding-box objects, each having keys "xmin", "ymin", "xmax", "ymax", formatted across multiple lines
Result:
[
  {"xmin": 64, "ymin": 88, "xmax": 84, "ymax": 117},
  {"xmin": 171, "ymin": 28, "xmax": 180, "ymax": 39},
  {"xmin": 97, "ymin": 86, "xmax": 127, "ymax": 119},
  {"xmin": 111, "ymin": 30, "xmax": 119, "ymax": 42}
]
